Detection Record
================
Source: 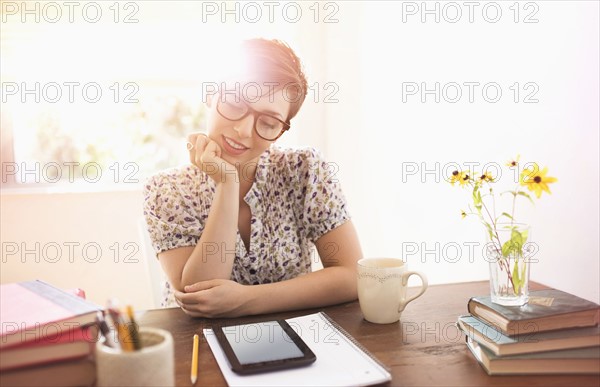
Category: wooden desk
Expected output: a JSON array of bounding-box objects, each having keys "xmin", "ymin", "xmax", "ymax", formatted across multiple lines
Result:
[{"xmin": 136, "ymin": 281, "xmax": 600, "ymax": 386}]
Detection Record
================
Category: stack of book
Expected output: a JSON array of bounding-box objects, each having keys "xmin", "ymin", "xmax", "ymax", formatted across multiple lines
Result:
[
  {"xmin": 0, "ymin": 280, "xmax": 102, "ymax": 386},
  {"xmin": 457, "ymin": 288, "xmax": 600, "ymax": 375}
]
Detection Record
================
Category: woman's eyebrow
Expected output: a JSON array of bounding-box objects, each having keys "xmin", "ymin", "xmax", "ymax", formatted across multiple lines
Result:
[
  {"xmin": 242, "ymin": 95, "xmax": 284, "ymax": 119},
  {"xmin": 251, "ymin": 105, "xmax": 282, "ymax": 119},
  {"xmin": 260, "ymin": 109, "xmax": 283, "ymax": 119}
]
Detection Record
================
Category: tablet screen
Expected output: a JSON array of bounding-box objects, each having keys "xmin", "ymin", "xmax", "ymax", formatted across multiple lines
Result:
[{"xmin": 222, "ymin": 321, "xmax": 304, "ymax": 365}]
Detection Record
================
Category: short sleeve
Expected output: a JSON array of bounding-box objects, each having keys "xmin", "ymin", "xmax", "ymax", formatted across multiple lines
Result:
[
  {"xmin": 142, "ymin": 170, "xmax": 206, "ymax": 255},
  {"xmin": 298, "ymin": 148, "xmax": 351, "ymax": 242}
]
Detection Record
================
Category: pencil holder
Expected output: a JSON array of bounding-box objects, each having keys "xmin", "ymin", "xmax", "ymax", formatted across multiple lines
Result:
[{"xmin": 95, "ymin": 327, "xmax": 174, "ymax": 387}]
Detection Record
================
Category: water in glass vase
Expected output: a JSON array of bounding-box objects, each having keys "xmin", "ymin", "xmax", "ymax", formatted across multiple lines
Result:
[{"xmin": 485, "ymin": 224, "xmax": 533, "ymax": 306}]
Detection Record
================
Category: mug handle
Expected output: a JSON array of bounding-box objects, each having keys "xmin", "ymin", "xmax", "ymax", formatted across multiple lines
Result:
[{"xmin": 398, "ymin": 271, "xmax": 428, "ymax": 312}]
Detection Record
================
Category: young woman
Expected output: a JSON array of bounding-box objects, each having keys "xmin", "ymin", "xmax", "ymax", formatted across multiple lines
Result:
[{"xmin": 143, "ymin": 38, "xmax": 363, "ymax": 318}]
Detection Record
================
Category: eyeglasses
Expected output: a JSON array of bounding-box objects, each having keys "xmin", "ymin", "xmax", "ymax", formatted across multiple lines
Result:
[{"xmin": 215, "ymin": 93, "xmax": 290, "ymax": 141}]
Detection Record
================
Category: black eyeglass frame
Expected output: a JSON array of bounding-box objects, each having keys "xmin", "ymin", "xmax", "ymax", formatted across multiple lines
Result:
[{"xmin": 215, "ymin": 95, "xmax": 291, "ymax": 141}]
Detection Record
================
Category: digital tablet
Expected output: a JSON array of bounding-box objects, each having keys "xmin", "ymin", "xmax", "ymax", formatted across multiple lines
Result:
[{"xmin": 214, "ymin": 319, "xmax": 316, "ymax": 375}]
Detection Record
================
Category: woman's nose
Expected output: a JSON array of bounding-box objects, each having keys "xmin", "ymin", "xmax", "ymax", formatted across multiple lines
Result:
[{"xmin": 233, "ymin": 115, "xmax": 254, "ymax": 138}]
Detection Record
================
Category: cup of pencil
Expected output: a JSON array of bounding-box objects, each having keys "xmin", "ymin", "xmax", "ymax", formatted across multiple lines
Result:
[{"xmin": 95, "ymin": 305, "xmax": 174, "ymax": 387}]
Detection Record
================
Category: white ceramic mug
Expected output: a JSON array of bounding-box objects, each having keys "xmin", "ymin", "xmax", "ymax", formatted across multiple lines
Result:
[
  {"xmin": 96, "ymin": 327, "xmax": 174, "ymax": 387},
  {"xmin": 357, "ymin": 258, "xmax": 428, "ymax": 324}
]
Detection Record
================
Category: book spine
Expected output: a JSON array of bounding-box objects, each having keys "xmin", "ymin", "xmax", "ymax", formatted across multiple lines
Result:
[{"xmin": 21, "ymin": 281, "xmax": 100, "ymax": 314}]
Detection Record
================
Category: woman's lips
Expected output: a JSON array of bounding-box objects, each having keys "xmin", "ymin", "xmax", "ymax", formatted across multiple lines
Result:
[{"xmin": 222, "ymin": 135, "xmax": 249, "ymax": 156}]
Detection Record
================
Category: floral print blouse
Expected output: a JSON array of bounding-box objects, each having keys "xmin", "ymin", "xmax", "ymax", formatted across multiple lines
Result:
[{"xmin": 143, "ymin": 145, "xmax": 350, "ymax": 307}]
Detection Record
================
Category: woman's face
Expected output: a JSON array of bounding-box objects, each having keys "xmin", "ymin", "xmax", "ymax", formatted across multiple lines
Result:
[{"xmin": 206, "ymin": 85, "xmax": 291, "ymax": 168}]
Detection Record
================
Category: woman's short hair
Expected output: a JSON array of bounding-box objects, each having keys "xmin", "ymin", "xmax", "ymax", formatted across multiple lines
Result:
[{"xmin": 235, "ymin": 38, "xmax": 308, "ymax": 122}]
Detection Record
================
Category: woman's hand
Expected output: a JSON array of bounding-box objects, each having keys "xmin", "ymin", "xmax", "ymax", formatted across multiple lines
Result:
[
  {"xmin": 174, "ymin": 279, "xmax": 252, "ymax": 318},
  {"xmin": 187, "ymin": 132, "xmax": 238, "ymax": 185}
]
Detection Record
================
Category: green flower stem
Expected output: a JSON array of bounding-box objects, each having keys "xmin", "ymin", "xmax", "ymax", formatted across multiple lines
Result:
[
  {"xmin": 492, "ymin": 190, "xmax": 497, "ymax": 227},
  {"xmin": 510, "ymin": 183, "xmax": 520, "ymax": 228},
  {"xmin": 476, "ymin": 182, "xmax": 518, "ymax": 294}
]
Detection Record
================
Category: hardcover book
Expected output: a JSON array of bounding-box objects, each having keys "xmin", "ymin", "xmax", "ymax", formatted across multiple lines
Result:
[
  {"xmin": 0, "ymin": 325, "xmax": 98, "ymax": 371},
  {"xmin": 467, "ymin": 289, "xmax": 599, "ymax": 336},
  {"xmin": 457, "ymin": 315, "xmax": 600, "ymax": 356},
  {"xmin": 466, "ymin": 338, "xmax": 600, "ymax": 375},
  {"xmin": 0, "ymin": 280, "xmax": 102, "ymax": 349},
  {"xmin": 0, "ymin": 357, "xmax": 96, "ymax": 387}
]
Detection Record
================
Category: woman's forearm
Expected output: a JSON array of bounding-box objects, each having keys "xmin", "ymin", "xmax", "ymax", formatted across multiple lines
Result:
[
  {"xmin": 181, "ymin": 181, "xmax": 239, "ymax": 286},
  {"xmin": 244, "ymin": 265, "xmax": 358, "ymax": 315}
]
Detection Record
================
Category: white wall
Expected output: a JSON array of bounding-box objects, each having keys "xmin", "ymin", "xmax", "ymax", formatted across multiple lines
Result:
[
  {"xmin": 1, "ymin": 1, "xmax": 598, "ymax": 306},
  {"xmin": 0, "ymin": 187, "xmax": 158, "ymax": 310},
  {"xmin": 321, "ymin": 1, "xmax": 599, "ymax": 302}
]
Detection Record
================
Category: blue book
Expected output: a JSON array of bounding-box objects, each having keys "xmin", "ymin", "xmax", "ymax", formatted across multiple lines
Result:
[
  {"xmin": 467, "ymin": 338, "xmax": 600, "ymax": 375},
  {"xmin": 458, "ymin": 314, "xmax": 600, "ymax": 356}
]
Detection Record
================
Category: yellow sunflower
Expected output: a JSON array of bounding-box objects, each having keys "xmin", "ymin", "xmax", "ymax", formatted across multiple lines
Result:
[
  {"xmin": 479, "ymin": 172, "xmax": 494, "ymax": 183},
  {"xmin": 520, "ymin": 166, "xmax": 558, "ymax": 198},
  {"xmin": 506, "ymin": 154, "xmax": 520, "ymax": 168},
  {"xmin": 449, "ymin": 170, "xmax": 461, "ymax": 185},
  {"xmin": 461, "ymin": 210, "xmax": 467, "ymax": 219},
  {"xmin": 450, "ymin": 170, "xmax": 471, "ymax": 186},
  {"xmin": 459, "ymin": 171, "xmax": 471, "ymax": 187}
]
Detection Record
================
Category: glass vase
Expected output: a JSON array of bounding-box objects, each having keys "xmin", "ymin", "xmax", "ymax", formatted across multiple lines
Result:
[{"xmin": 484, "ymin": 224, "xmax": 532, "ymax": 306}]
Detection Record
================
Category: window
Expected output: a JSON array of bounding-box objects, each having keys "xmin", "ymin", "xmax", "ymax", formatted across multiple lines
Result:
[{"xmin": 1, "ymin": 1, "xmax": 300, "ymax": 188}]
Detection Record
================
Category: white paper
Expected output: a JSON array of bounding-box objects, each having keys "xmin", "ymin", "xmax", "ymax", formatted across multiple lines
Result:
[{"xmin": 203, "ymin": 312, "xmax": 391, "ymax": 387}]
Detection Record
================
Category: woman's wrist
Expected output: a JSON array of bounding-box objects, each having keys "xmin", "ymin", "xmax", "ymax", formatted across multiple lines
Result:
[
  {"xmin": 214, "ymin": 176, "xmax": 240, "ymax": 195},
  {"xmin": 242, "ymin": 283, "xmax": 265, "ymax": 315},
  {"xmin": 213, "ymin": 166, "xmax": 240, "ymax": 187}
]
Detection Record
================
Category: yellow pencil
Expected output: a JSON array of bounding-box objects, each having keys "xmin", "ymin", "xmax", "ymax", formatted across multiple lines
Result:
[
  {"xmin": 191, "ymin": 334, "xmax": 199, "ymax": 385},
  {"xmin": 116, "ymin": 322, "xmax": 134, "ymax": 351},
  {"xmin": 125, "ymin": 305, "xmax": 141, "ymax": 350}
]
